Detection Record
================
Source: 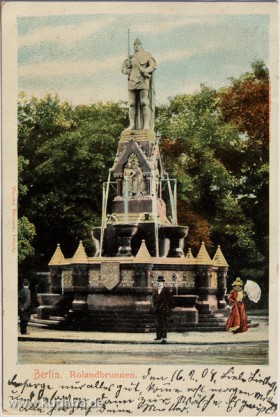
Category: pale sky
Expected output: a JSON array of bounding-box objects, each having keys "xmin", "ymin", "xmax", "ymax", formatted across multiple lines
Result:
[{"xmin": 18, "ymin": 12, "xmax": 269, "ymax": 105}]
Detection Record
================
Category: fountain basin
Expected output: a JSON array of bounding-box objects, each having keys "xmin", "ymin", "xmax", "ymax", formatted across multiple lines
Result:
[
  {"xmin": 112, "ymin": 224, "xmax": 138, "ymax": 237},
  {"xmin": 163, "ymin": 225, "xmax": 189, "ymax": 239},
  {"xmin": 113, "ymin": 224, "xmax": 139, "ymax": 257}
]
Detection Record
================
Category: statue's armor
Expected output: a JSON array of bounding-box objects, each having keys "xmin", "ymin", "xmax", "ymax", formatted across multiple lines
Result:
[
  {"xmin": 124, "ymin": 51, "xmax": 156, "ymax": 90},
  {"xmin": 122, "ymin": 44, "xmax": 157, "ymax": 131}
]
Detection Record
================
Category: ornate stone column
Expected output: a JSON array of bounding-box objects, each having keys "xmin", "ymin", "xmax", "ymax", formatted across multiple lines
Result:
[
  {"xmin": 70, "ymin": 241, "xmax": 89, "ymax": 311},
  {"xmin": 71, "ymin": 267, "xmax": 89, "ymax": 311},
  {"xmin": 195, "ymin": 242, "xmax": 217, "ymax": 312},
  {"xmin": 213, "ymin": 245, "xmax": 229, "ymax": 310},
  {"xmin": 49, "ymin": 267, "xmax": 62, "ymax": 294},
  {"xmin": 217, "ymin": 267, "xmax": 228, "ymax": 309},
  {"xmin": 195, "ymin": 267, "xmax": 218, "ymax": 312}
]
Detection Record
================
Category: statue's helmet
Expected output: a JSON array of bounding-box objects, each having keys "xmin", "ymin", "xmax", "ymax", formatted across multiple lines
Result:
[{"xmin": 134, "ymin": 38, "xmax": 142, "ymax": 46}]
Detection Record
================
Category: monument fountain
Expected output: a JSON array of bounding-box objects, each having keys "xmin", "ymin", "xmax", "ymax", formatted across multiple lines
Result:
[{"xmin": 35, "ymin": 38, "xmax": 230, "ymax": 332}]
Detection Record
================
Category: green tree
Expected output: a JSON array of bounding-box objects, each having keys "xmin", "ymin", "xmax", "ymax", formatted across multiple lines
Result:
[
  {"xmin": 18, "ymin": 156, "xmax": 36, "ymax": 265},
  {"xmin": 18, "ymin": 94, "xmax": 75, "ymax": 270},
  {"xmin": 18, "ymin": 96, "xmax": 128, "ymax": 270},
  {"xmin": 18, "ymin": 216, "xmax": 36, "ymax": 263},
  {"xmin": 218, "ymin": 60, "xmax": 269, "ymax": 284},
  {"xmin": 18, "ymin": 61, "xmax": 269, "ymax": 291},
  {"xmin": 156, "ymin": 82, "xmax": 267, "ymax": 285}
]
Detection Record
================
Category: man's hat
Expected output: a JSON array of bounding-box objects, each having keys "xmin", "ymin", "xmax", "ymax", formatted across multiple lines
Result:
[
  {"xmin": 157, "ymin": 275, "xmax": 165, "ymax": 282},
  {"xmin": 134, "ymin": 38, "xmax": 142, "ymax": 45},
  {"xmin": 232, "ymin": 277, "xmax": 243, "ymax": 287}
]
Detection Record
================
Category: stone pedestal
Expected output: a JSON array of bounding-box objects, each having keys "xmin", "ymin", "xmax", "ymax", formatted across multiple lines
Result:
[
  {"xmin": 71, "ymin": 293, "xmax": 88, "ymax": 311},
  {"xmin": 119, "ymin": 129, "xmax": 156, "ymax": 144},
  {"xmin": 43, "ymin": 237, "xmax": 231, "ymax": 332},
  {"xmin": 37, "ymin": 294, "xmax": 67, "ymax": 320},
  {"xmin": 169, "ymin": 295, "xmax": 199, "ymax": 329},
  {"xmin": 195, "ymin": 268, "xmax": 218, "ymax": 312},
  {"xmin": 164, "ymin": 226, "xmax": 189, "ymax": 257}
]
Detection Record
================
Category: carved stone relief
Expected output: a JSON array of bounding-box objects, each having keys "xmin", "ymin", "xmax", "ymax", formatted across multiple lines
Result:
[
  {"xmin": 119, "ymin": 270, "xmax": 134, "ymax": 287},
  {"xmin": 211, "ymin": 271, "xmax": 218, "ymax": 288},
  {"xmin": 89, "ymin": 270, "xmax": 101, "ymax": 287},
  {"xmin": 62, "ymin": 270, "xmax": 72, "ymax": 288},
  {"xmin": 151, "ymin": 270, "xmax": 195, "ymax": 287},
  {"xmin": 101, "ymin": 262, "xmax": 120, "ymax": 290},
  {"xmin": 123, "ymin": 153, "xmax": 145, "ymax": 197}
]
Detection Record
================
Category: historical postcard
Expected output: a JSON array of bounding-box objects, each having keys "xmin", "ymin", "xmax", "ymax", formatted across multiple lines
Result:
[{"xmin": 2, "ymin": 1, "xmax": 279, "ymax": 415}]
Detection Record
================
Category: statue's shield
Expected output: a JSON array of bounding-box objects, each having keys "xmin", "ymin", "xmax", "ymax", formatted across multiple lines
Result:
[{"xmin": 101, "ymin": 262, "xmax": 120, "ymax": 290}]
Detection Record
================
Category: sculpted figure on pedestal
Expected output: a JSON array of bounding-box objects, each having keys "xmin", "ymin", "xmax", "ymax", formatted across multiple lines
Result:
[
  {"xmin": 122, "ymin": 38, "xmax": 156, "ymax": 131},
  {"xmin": 131, "ymin": 160, "xmax": 145, "ymax": 196},
  {"xmin": 123, "ymin": 161, "xmax": 135, "ymax": 196},
  {"xmin": 123, "ymin": 159, "xmax": 145, "ymax": 197}
]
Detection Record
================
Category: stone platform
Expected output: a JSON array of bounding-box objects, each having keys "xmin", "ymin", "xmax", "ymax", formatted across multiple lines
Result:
[{"xmin": 35, "ymin": 240, "xmax": 230, "ymax": 332}]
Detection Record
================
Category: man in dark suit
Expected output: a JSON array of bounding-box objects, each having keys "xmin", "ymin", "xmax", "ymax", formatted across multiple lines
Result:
[
  {"xmin": 152, "ymin": 275, "xmax": 174, "ymax": 343},
  {"xmin": 18, "ymin": 279, "xmax": 31, "ymax": 335}
]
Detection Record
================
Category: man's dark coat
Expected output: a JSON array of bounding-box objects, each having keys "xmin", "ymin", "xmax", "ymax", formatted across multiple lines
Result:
[
  {"xmin": 18, "ymin": 286, "xmax": 31, "ymax": 321},
  {"xmin": 152, "ymin": 287, "xmax": 174, "ymax": 339}
]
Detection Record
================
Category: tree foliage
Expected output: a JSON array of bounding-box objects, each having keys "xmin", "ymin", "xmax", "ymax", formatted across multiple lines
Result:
[
  {"xmin": 156, "ymin": 62, "xmax": 269, "ymax": 284},
  {"xmin": 18, "ymin": 155, "xmax": 36, "ymax": 264},
  {"xmin": 18, "ymin": 62, "xmax": 269, "ymax": 293},
  {"xmin": 18, "ymin": 216, "xmax": 36, "ymax": 263},
  {"xmin": 219, "ymin": 61, "xmax": 269, "ymax": 267},
  {"xmin": 219, "ymin": 60, "xmax": 269, "ymax": 148},
  {"xmin": 18, "ymin": 96, "xmax": 128, "ymax": 269}
]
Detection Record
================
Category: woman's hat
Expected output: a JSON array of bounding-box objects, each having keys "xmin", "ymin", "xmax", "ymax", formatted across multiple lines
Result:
[
  {"xmin": 232, "ymin": 277, "xmax": 243, "ymax": 287},
  {"xmin": 157, "ymin": 276, "xmax": 165, "ymax": 282}
]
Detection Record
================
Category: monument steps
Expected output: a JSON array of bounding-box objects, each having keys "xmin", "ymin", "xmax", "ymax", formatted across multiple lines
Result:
[
  {"xmin": 198, "ymin": 310, "xmax": 227, "ymax": 317},
  {"xmin": 65, "ymin": 321, "xmax": 155, "ymax": 333},
  {"xmin": 30, "ymin": 305, "xmax": 258, "ymax": 332},
  {"xmin": 49, "ymin": 315, "xmax": 67, "ymax": 322},
  {"xmin": 189, "ymin": 326, "xmax": 227, "ymax": 332},
  {"xmin": 198, "ymin": 316, "xmax": 228, "ymax": 323},
  {"xmin": 82, "ymin": 311, "xmax": 153, "ymax": 318},
  {"xmin": 31, "ymin": 315, "xmax": 65, "ymax": 326},
  {"xmin": 64, "ymin": 309, "xmax": 215, "ymax": 332},
  {"xmin": 198, "ymin": 321, "xmax": 227, "ymax": 326},
  {"xmin": 32, "ymin": 308, "xmax": 236, "ymax": 332}
]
